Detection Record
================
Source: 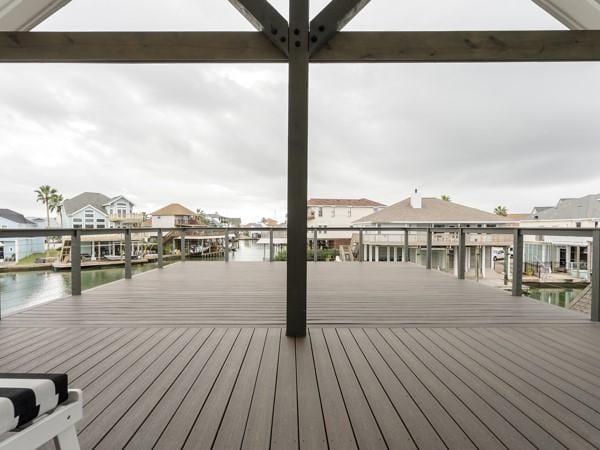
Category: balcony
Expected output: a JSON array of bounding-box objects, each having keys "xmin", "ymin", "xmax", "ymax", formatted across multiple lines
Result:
[
  {"xmin": 108, "ymin": 213, "xmax": 145, "ymax": 223},
  {"xmin": 0, "ymin": 226, "xmax": 599, "ymax": 449}
]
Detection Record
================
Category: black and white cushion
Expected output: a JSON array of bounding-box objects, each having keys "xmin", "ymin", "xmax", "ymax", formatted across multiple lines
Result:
[{"xmin": 0, "ymin": 374, "xmax": 68, "ymax": 435}]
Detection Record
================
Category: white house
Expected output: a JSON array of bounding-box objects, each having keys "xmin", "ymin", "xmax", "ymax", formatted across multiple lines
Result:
[
  {"xmin": 151, "ymin": 204, "xmax": 197, "ymax": 228},
  {"xmin": 353, "ymin": 190, "xmax": 515, "ymax": 277},
  {"xmin": 0, "ymin": 209, "xmax": 45, "ymax": 263},
  {"xmin": 60, "ymin": 192, "xmax": 140, "ymax": 229},
  {"xmin": 521, "ymin": 193, "xmax": 600, "ymax": 280},
  {"xmin": 307, "ymin": 198, "xmax": 386, "ymax": 247}
]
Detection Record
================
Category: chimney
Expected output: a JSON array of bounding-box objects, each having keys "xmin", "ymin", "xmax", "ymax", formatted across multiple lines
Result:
[{"xmin": 410, "ymin": 189, "xmax": 422, "ymax": 209}]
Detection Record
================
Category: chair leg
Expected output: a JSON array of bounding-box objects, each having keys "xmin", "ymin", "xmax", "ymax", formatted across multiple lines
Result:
[{"xmin": 52, "ymin": 426, "xmax": 80, "ymax": 450}]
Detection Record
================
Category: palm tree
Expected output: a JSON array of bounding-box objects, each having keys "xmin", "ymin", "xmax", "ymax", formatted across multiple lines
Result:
[
  {"xmin": 49, "ymin": 193, "xmax": 63, "ymax": 218},
  {"xmin": 441, "ymin": 194, "xmax": 451, "ymax": 202},
  {"xmin": 494, "ymin": 205, "xmax": 508, "ymax": 217},
  {"xmin": 35, "ymin": 185, "xmax": 58, "ymax": 228}
]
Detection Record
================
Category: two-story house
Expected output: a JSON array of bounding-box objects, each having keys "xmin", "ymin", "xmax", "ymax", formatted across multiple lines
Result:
[
  {"xmin": 0, "ymin": 209, "xmax": 45, "ymax": 263},
  {"xmin": 353, "ymin": 190, "xmax": 514, "ymax": 277},
  {"xmin": 60, "ymin": 192, "xmax": 140, "ymax": 229},
  {"xmin": 307, "ymin": 198, "xmax": 386, "ymax": 247},
  {"xmin": 521, "ymin": 193, "xmax": 600, "ymax": 280},
  {"xmin": 151, "ymin": 204, "xmax": 197, "ymax": 228}
]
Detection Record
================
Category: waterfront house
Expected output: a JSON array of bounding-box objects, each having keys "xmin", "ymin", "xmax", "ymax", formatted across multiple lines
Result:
[
  {"xmin": 205, "ymin": 212, "xmax": 242, "ymax": 228},
  {"xmin": 0, "ymin": 209, "xmax": 45, "ymax": 262},
  {"xmin": 151, "ymin": 203, "xmax": 197, "ymax": 228},
  {"xmin": 60, "ymin": 192, "xmax": 142, "ymax": 229},
  {"xmin": 353, "ymin": 190, "xmax": 514, "ymax": 276},
  {"xmin": 308, "ymin": 198, "xmax": 386, "ymax": 248},
  {"xmin": 521, "ymin": 193, "xmax": 600, "ymax": 280}
]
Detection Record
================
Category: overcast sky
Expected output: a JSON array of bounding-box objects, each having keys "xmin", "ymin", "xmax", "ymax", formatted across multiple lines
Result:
[{"xmin": 2, "ymin": 0, "xmax": 600, "ymax": 223}]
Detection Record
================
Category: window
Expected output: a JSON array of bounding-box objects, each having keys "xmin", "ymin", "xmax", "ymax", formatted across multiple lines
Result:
[
  {"xmin": 348, "ymin": 208, "xmax": 352, "ymax": 217},
  {"xmin": 96, "ymin": 218, "xmax": 105, "ymax": 223},
  {"xmin": 331, "ymin": 208, "xmax": 336, "ymax": 218},
  {"xmin": 73, "ymin": 224, "xmax": 82, "ymax": 229},
  {"xmin": 318, "ymin": 208, "xmax": 323, "ymax": 217},
  {"xmin": 576, "ymin": 222, "xmax": 582, "ymax": 228},
  {"xmin": 73, "ymin": 218, "xmax": 82, "ymax": 223},
  {"xmin": 97, "ymin": 225, "xmax": 105, "ymax": 229}
]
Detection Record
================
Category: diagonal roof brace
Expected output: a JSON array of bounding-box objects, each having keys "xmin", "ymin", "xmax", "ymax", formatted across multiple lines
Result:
[
  {"xmin": 228, "ymin": 0, "xmax": 289, "ymax": 56},
  {"xmin": 309, "ymin": 0, "xmax": 371, "ymax": 55}
]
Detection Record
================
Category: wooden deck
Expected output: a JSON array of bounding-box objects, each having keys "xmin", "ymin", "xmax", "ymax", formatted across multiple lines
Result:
[{"xmin": 1, "ymin": 262, "xmax": 599, "ymax": 449}]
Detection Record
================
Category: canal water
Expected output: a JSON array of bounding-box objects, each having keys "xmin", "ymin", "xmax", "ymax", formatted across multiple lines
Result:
[
  {"xmin": 0, "ymin": 240, "xmax": 268, "ymax": 315},
  {"xmin": 524, "ymin": 287, "xmax": 583, "ymax": 308}
]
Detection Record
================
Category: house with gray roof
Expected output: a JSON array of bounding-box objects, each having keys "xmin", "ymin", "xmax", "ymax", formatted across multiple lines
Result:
[
  {"xmin": 352, "ymin": 190, "xmax": 514, "ymax": 277},
  {"xmin": 60, "ymin": 192, "xmax": 140, "ymax": 229},
  {"xmin": 521, "ymin": 194, "xmax": 600, "ymax": 280},
  {"xmin": 0, "ymin": 209, "xmax": 45, "ymax": 263}
]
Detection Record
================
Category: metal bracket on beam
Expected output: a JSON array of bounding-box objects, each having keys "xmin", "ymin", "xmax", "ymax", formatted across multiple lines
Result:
[
  {"xmin": 309, "ymin": 0, "xmax": 371, "ymax": 55},
  {"xmin": 228, "ymin": 0, "xmax": 289, "ymax": 56}
]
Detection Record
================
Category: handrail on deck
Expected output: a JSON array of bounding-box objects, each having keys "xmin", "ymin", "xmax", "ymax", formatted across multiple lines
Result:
[{"xmin": 1, "ymin": 226, "xmax": 598, "ymax": 322}]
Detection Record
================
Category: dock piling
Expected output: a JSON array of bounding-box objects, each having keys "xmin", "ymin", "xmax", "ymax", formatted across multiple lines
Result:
[{"xmin": 71, "ymin": 229, "xmax": 81, "ymax": 295}]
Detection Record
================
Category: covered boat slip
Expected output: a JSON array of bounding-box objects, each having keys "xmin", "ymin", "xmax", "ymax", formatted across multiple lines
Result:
[{"xmin": 0, "ymin": 262, "xmax": 599, "ymax": 449}]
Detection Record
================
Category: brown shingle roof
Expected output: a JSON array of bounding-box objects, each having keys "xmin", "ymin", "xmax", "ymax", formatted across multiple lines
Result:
[
  {"xmin": 354, "ymin": 198, "xmax": 512, "ymax": 224},
  {"xmin": 308, "ymin": 198, "xmax": 385, "ymax": 207},
  {"xmin": 151, "ymin": 203, "xmax": 195, "ymax": 216}
]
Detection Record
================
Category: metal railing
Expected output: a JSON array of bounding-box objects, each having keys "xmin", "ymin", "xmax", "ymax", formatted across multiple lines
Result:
[{"xmin": 1, "ymin": 225, "xmax": 598, "ymax": 321}]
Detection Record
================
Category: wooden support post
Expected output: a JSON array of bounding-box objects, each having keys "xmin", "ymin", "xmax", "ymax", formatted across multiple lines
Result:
[
  {"xmin": 225, "ymin": 229, "xmax": 230, "ymax": 262},
  {"xmin": 426, "ymin": 229, "xmax": 432, "ymax": 270},
  {"xmin": 270, "ymin": 229, "xmax": 275, "ymax": 262},
  {"xmin": 124, "ymin": 229, "xmax": 132, "ymax": 279},
  {"xmin": 71, "ymin": 229, "xmax": 81, "ymax": 296},
  {"xmin": 180, "ymin": 230, "xmax": 185, "ymax": 262},
  {"xmin": 403, "ymin": 229, "xmax": 409, "ymax": 262},
  {"xmin": 503, "ymin": 246, "xmax": 509, "ymax": 285},
  {"xmin": 592, "ymin": 229, "xmax": 600, "ymax": 321},
  {"xmin": 512, "ymin": 229, "xmax": 524, "ymax": 296},
  {"xmin": 358, "ymin": 229, "xmax": 363, "ymax": 262},
  {"xmin": 458, "ymin": 229, "xmax": 466, "ymax": 280},
  {"xmin": 157, "ymin": 229, "xmax": 163, "ymax": 268},
  {"xmin": 313, "ymin": 229, "xmax": 318, "ymax": 262},
  {"xmin": 286, "ymin": 0, "xmax": 309, "ymax": 337}
]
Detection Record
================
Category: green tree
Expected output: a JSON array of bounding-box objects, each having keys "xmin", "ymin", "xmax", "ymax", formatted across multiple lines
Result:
[
  {"xmin": 441, "ymin": 194, "xmax": 451, "ymax": 202},
  {"xmin": 35, "ymin": 185, "xmax": 58, "ymax": 228},
  {"xmin": 494, "ymin": 205, "xmax": 508, "ymax": 217},
  {"xmin": 49, "ymin": 193, "xmax": 63, "ymax": 217}
]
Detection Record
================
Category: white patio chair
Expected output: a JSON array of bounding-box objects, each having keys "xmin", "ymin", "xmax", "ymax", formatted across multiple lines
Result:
[{"xmin": 0, "ymin": 374, "xmax": 82, "ymax": 450}]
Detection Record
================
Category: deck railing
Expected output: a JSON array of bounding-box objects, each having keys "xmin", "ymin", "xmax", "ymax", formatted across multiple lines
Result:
[{"xmin": 1, "ymin": 226, "xmax": 598, "ymax": 321}]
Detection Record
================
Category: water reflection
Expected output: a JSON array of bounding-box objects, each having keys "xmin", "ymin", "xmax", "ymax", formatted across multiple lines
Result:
[{"xmin": 525, "ymin": 287, "xmax": 583, "ymax": 308}]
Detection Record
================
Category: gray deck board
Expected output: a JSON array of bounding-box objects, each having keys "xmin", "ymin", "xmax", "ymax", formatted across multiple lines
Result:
[{"xmin": 0, "ymin": 262, "xmax": 599, "ymax": 449}]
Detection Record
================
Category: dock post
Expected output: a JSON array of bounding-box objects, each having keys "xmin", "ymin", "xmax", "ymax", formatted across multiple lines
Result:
[
  {"xmin": 270, "ymin": 229, "xmax": 275, "ymax": 262},
  {"xmin": 124, "ymin": 229, "xmax": 132, "ymax": 279},
  {"xmin": 180, "ymin": 230, "xmax": 185, "ymax": 262},
  {"xmin": 71, "ymin": 229, "xmax": 81, "ymax": 296},
  {"xmin": 358, "ymin": 229, "xmax": 364, "ymax": 262},
  {"xmin": 592, "ymin": 229, "xmax": 600, "ymax": 321},
  {"xmin": 512, "ymin": 229, "xmax": 523, "ymax": 296},
  {"xmin": 403, "ymin": 229, "xmax": 409, "ymax": 262},
  {"xmin": 426, "ymin": 228, "xmax": 433, "ymax": 269},
  {"xmin": 224, "ymin": 229, "xmax": 229, "ymax": 262},
  {"xmin": 503, "ymin": 246, "xmax": 509, "ymax": 285},
  {"xmin": 312, "ymin": 229, "xmax": 317, "ymax": 262},
  {"xmin": 458, "ymin": 229, "xmax": 466, "ymax": 280},
  {"xmin": 157, "ymin": 229, "xmax": 163, "ymax": 268}
]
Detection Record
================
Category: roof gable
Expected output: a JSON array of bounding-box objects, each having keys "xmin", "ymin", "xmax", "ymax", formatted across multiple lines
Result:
[
  {"xmin": 308, "ymin": 198, "xmax": 385, "ymax": 208},
  {"xmin": 354, "ymin": 197, "xmax": 511, "ymax": 224},
  {"xmin": 62, "ymin": 192, "xmax": 110, "ymax": 215},
  {"xmin": 530, "ymin": 194, "xmax": 600, "ymax": 220},
  {"xmin": 152, "ymin": 203, "xmax": 195, "ymax": 216},
  {"xmin": 0, "ymin": 208, "xmax": 34, "ymax": 224}
]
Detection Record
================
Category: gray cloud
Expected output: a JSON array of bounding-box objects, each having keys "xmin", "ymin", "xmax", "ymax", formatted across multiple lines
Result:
[{"xmin": 1, "ymin": 0, "xmax": 599, "ymax": 222}]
